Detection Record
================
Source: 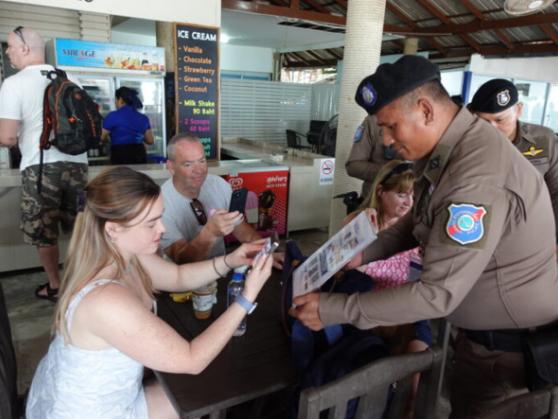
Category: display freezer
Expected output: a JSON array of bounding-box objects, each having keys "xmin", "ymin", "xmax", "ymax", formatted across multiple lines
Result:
[{"xmin": 46, "ymin": 39, "xmax": 167, "ymax": 162}]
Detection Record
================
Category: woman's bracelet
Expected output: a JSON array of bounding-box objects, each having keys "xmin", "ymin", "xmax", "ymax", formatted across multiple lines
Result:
[
  {"xmin": 223, "ymin": 254, "xmax": 233, "ymax": 271},
  {"xmin": 212, "ymin": 257, "xmax": 226, "ymax": 278}
]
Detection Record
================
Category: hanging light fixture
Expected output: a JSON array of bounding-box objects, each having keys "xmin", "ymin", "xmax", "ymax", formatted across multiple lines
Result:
[{"xmin": 503, "ymin": 0, "xmax": 555, "ymax": 16}]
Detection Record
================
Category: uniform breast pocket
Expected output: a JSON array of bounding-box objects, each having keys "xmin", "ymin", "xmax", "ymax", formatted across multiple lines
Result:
[{"xmin": 528, "ymin": 156, "xmax": 549, "ymax": 172}]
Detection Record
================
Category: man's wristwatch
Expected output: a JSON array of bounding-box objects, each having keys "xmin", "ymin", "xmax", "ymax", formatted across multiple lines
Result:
[{"xmin": 235, "ymin": 294, "xmax": 257, "ymax": 314}]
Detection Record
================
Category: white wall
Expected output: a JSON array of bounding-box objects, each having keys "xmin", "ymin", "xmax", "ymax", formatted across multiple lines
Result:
[
  {"xmin": 4, "ymin": 0, "xmax": 220, "ymax": 25},
  {"xmin": 470, "ymin": 54, "xmax": 558, "ymax": 83},
  {"xmin": 441, "ymin": 70, "xmax": 464, "ymax": 96},
  {"xmin": 220, "ymin": 44, "xmax": 273, "ymax": 74},
  {"xmin": 111, "ymin": 19, "xmax": 156, "ymax": 46}
]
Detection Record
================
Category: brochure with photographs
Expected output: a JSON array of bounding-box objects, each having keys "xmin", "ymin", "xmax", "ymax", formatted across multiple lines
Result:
[{"xmin": 292, "ymin": 211, "xmax": 377, "ymax": 298}]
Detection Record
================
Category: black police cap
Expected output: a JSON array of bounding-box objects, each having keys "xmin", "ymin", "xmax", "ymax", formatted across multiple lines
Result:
[
  {"xmin": 469, "ymin": 79, "xmax": 518, "ymax": 114},
  {"xmin": 355, "ymin": 55, "xmax": 441, "ymax": 115}
]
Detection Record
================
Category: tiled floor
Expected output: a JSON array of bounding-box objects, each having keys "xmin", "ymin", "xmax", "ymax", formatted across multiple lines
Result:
[{"xmin": 2, "ymin": 269, "xmax": 56, "ymax": 395}]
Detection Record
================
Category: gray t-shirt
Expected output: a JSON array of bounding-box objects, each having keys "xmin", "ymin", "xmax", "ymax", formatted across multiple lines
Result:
[{"xmin": 160, "ymin": 174, "xmax": 232, "ymax": 258}]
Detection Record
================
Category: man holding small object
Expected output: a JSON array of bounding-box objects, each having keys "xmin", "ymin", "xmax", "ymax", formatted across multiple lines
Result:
[
  {"xmin": 161, "ymin": 134, "xmax": 283, "ymax": 268},
  {"xmin": 290, "ymin": 56, "xmax": 558, "ymax": 418}
]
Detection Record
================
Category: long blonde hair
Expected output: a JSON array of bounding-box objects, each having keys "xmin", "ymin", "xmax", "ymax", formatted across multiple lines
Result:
[
  {"xmin": 54, "ymin": 167, "xmax": 160, "ymax": 341},
  {"xmin": 360, "ymin": 160, "xmax": 415, "ymax": 230}
]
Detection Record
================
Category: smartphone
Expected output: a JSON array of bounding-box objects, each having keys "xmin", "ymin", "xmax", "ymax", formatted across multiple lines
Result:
[
  {"xmin": 254, "ymin": 237, "xmax": 279, "ymax": 263},
  {"xmin": 229, "ymin": 188, "xmax": 248, "ymax": 213}
]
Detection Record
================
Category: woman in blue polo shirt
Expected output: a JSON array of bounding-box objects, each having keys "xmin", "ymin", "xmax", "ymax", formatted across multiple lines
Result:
[{"xmin": 102, "ymin": 86, "xmax": 154, "ymax": 164}]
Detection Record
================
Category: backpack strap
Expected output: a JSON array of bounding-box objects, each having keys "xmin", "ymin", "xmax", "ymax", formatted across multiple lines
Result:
[{"xmin": 38, "ymin": 71, "xmax": 56, "ymax": 195}]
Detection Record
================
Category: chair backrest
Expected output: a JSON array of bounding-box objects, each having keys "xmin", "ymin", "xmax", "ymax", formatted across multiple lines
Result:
[
  {"xmin": 306, "ymin": 120, "xmax": 327, "ymax": 146},
  {"xmin": 475, "ymin": 386, "xmax": 558, "ymax": 419},
  {"xmin": 286, "ymin": 129, "xmax": 299, "ymax": 148},
  {"xmin": 297, "ymin": 346, "xmax": 443, "ymax": 419},
  {"xmin": 308, "ymin": 120, "xmax": 327, "ymax": 133},
  {"xmin": 0, "ymin": 283, "xmax": 18, "ymax": 419}
]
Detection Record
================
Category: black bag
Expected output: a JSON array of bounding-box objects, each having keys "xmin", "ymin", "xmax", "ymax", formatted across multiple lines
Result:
[
  {"xmin": 523, "ymin": 326, "xmax": 558, "ymax": 391},
  {"xmin": 40, "ymin": 68, "xmax": 102, "ymax": 155},
  {"xmin": 37, "ymin": 68, "xmax": 102, "ymax": 193}
]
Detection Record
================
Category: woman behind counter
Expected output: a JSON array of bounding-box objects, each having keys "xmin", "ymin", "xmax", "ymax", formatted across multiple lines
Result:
[{"xmin": 102, "ymin": 86, "xmax": 154, "ymax": 165}]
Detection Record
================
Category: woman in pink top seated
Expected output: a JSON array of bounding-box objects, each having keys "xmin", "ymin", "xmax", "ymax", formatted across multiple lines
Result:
[
  {"xmin": 346, "ymin": 160, "xmax": 430, "ymax": 419},
  {"xmin": 357, "ymin": 160, "xmax": 419, "ymax": 289}
]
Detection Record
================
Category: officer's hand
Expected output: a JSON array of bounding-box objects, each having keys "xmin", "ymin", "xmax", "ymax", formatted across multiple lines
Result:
[
  {"xmin": 289, "ymin": 292, "xmax": 324, "ymax": 331},
  {"xmin": 205, "ymin": 209, "xmax": 244, "ymax": 237}
]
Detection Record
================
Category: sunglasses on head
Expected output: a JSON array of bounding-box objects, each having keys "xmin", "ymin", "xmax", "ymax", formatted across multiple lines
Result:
[
  {"xmin": 381, "ymin": 161, "xmax": 413, "ymax": 185},
  {"xmin": 13, "ymin": 26, "xmax": 27, "ymax": 46},
  {"xmin": 190, "ymin": 198, "xmax": 207, "ymax": 225}
]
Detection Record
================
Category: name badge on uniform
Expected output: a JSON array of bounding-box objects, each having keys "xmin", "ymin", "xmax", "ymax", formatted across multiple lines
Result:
[
  {"xmin": 353, "ymin": 124, "xmax": 364, "ymax": 143},
  {"xmin": 446, "ymin": 203, "xmax": 487, "ymax": 245}
]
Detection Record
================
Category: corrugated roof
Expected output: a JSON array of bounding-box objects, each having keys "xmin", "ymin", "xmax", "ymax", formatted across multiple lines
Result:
[{"xmin": 223, "ymin": 0, "xmax": 558, "ymax": 70}]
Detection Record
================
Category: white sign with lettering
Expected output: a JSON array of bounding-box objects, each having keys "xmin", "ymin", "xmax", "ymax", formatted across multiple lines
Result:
[{"xmin": 5, "ymin": 0, "xmax": 220, "ymax": 25}]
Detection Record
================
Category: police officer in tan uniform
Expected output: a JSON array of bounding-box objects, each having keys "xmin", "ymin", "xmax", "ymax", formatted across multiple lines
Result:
[
  {"xmin": 290, "ymin": 56, "xmax": 558, "ymax": 418},
  {"xmin": 470, "ymin": 79, "xmax": 558, "ymax": 254},
  {"xmin": 345, "ymin": 115, "xmax": 402, "ymax": 197}
]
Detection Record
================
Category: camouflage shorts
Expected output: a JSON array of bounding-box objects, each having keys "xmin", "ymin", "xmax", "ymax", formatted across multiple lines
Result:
[{"xmin": 20, "ymin": 162, "xmax": 88, "ymax": 246}]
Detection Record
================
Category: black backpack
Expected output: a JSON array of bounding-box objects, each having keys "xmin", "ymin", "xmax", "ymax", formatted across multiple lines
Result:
[{"xmin": 38, "ymin": 68, "xmax": 102, "ymax": 192}]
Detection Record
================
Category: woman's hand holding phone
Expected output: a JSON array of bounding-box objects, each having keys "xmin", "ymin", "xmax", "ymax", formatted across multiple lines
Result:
[{"xmin": 244, "ymin": 248, "xmax": 273, "ymax": 301}]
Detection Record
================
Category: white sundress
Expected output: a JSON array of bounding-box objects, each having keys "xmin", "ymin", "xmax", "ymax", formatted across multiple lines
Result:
[{"xmin": 25, "ymin": 279, "xmax": 151, "ymax": 419}]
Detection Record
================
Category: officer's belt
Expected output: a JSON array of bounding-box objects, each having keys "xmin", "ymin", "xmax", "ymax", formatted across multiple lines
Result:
[{"xmin": 463, "ymin": 328, "xmax": 530, "ymax": 353}]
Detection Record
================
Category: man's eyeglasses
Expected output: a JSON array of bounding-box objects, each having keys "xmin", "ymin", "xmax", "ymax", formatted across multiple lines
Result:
[
  {"xmin": 381, "ymin": 161, "xmax": 413, "ymax": 185},
  {"xmin": 190, "ymin": 198, "xmax": 207, "ymax": 225},
  {"xmin": 13, "ymin": 26, "xmax": 27, "ymax": 47}
]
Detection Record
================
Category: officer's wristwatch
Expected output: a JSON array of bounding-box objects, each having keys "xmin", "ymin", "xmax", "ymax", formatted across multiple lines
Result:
[{"xmin": 235, "ymin": 294, "xmax": 257, "ymax": 314}]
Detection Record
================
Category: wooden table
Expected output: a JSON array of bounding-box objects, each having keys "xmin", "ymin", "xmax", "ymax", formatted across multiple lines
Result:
[{"xmin": 155, "ymin": 273, "xmax": 296, "ymax": 419}]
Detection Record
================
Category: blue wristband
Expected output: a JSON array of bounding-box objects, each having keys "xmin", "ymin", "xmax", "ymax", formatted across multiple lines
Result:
[{"xmin": 235, "ymin": 294, "xmax": 257, "ymax": 314}]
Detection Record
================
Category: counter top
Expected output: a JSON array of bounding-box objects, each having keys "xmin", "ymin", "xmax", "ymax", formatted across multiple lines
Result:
[
  {"xmin": 0, "ymin": 160, "xmax": 289, "ymax": 188},
  {"xmin": 0, "ymin": 141, "xmax": 331, "ymax": 188},
  {"xmin": 221, "ymin": 140, "xmax": 331, "ymax": 168}
]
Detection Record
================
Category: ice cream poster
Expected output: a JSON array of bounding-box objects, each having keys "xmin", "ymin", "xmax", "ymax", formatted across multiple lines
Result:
[
  {"xmin": 223, "ymin": 169, "xmax": 289, "ymax": 238},
  {"xmin": 53, "ymin": 38, "xmax": 165, "ymax": 71}
]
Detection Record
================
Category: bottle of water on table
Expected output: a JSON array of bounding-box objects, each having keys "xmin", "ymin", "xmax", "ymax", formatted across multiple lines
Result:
[{"xmin": 227, "ymin": 266, "xmax": 248, "ymax": 336}]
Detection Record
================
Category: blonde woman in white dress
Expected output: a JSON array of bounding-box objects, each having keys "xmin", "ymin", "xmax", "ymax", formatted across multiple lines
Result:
[{"xmin": 26, "ymin": 166, "xmax": 272, "ymax": 419}]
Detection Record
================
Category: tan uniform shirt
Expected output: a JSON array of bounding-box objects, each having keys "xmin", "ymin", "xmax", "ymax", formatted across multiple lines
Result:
[
  {"xmin": 345, "ymin": 115, "xmax": 401, "ymax": 197},
  {"xmin": 513, "ymin": 121, "xmax": 558, "ymax": 241},
  {"xmin": 320, "ymin": 108, "xmax": 558, "ymax": 331}
]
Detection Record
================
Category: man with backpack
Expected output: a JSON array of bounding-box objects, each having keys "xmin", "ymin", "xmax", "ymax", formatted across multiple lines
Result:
[{"xmin": 0, "ymin": 27, "xmax": 88, "ymax": 302}]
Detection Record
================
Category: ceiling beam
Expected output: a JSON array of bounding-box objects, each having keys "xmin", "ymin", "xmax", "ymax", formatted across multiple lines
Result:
[
  {"xmin": 305, "ymin": 50, "xmax": 329, "ymax": 65},
  {"xmin": 460, "ymin": 0, "xmax": 514, "ymax": 50},
  {"xmin": 430, "ymin": 41, "xmax": 558, "ymax": 59},
  {"xmin": 284, "ymin": 58, "xmax": 338, "ymax": 68},
  {"xmin": 389, "ymin": 12, "xmax": 558, "ymax": 35},
  {"xmin": 290, "ymin": 51, "xmax": 310, "ymax": 62},
  {"xmin": 330, "ymin": 0, "xmax": 348, "ymax": 8},
  {"xmin": 416, "ymin": 0, "xmax": 481, "ymax": 52},
  {"xmin": 302, "ymin": 0, "xmax": 330, "ymax": 13},
  {"xmin": 222, "ymin": 0, "xmax": 346, "ymax": 25},
  {"xmin": 386, "ymin": 1, "xmax": 448, "ymax": 55},
  {"xmin": 540, "ymin": 23, "xmax": 558, "ymax": 45},
  {"xmin": 325, "ymin": 48, "xmax": 342, "ymax": 60}
]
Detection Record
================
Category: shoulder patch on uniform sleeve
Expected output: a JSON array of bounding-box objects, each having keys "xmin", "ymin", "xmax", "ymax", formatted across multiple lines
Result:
[
  {"xmin": 445, "ymin": 203, "xmax": 487, "ymax": 245},
  {"xmin": 353, "ymin": 124, "xmax": 364, "ymax": 143}
]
